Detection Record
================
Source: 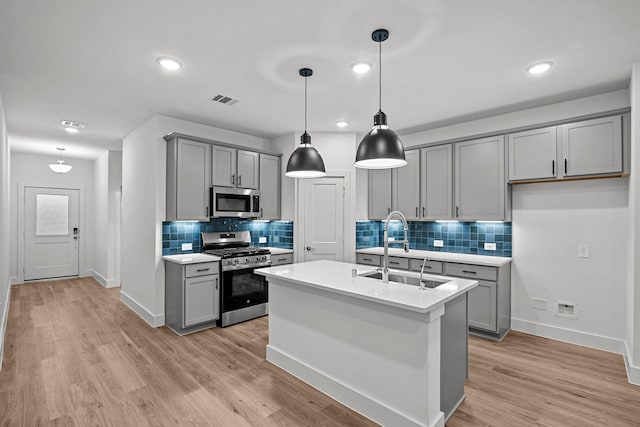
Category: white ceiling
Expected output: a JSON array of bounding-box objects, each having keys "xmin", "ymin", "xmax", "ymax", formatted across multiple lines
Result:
[{"xmin": 1, "ymin": 0, "xmax": 639, "ymax": 159}]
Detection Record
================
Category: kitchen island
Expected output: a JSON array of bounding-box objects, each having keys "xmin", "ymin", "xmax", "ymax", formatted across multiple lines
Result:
[{"xmin": 255, "ymin": 260, "xmax": 477, "ymax": 427}]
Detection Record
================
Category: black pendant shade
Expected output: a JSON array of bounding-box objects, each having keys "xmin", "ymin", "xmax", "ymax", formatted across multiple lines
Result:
[
  {"xmin": 285, "ymin": 68, "xmax": 326, "ymax": 178},
  {"xmin": 354, "ymin": 29, "xmax": 407, "ymax": 169}
]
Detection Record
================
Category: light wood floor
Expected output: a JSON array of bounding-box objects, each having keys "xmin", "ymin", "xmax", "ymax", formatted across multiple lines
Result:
[{"xmin": 0, "ymin": 278, "xmax": 638, "ymax": 426}]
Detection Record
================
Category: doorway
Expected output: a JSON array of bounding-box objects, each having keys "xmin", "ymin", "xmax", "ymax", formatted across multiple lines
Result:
[{"xmin": 23, "ymin": 187, "xmax": 80, "ymax": 280}]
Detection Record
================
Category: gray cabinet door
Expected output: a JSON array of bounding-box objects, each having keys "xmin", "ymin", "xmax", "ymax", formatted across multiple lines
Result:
[
  {"xmin": 508, "ymin": 126, "xmax": 557, "ymax": 181},
  {"xmin": 394, "ymin": 149, "xmax": 420, "ymax": 220},
  {"xmin": 212, "ymin": 145, "xmax": 236, "ymax": 187},
  {"xmin": 421, "ymin": 144, "xmax": 453, "ymax": 220},
  {"xmin": 237, "ymin": 150, "xmax": 259, "ymax": 189},
  {"xmin": 259, "ymin": 154, "xmax": 280, "ymax": 219},
  {"xmin": 454, "ymin": 136, "xmax": 505, "ymax": 221},
  {"xmin": 561, "ymin": 115, "xmax": 622, "ymax": 177},
  {"xmin": 468, "ymin": 280, "xmax": 497, "ymax": 332},
  {"xmin": 176, "ymin": 139, "xmax": 211, "ymax": 220},
  {"xmin": 184, "ymin": 274, "xmax": 219, "ymax": 327},
  {"xmin": 368, "ymin": 169, "xmax": 392, "ymax": 219}
]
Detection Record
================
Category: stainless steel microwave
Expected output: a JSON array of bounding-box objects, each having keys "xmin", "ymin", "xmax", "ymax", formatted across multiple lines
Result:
[{"xmin": 210, "ymin": 187, "xmax": 260, "ymax": 218}]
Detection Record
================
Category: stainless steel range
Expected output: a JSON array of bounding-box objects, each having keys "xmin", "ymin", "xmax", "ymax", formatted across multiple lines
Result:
[{"xmin": 201, "ymin": 231, "xmax": 271, "ymax": 327}]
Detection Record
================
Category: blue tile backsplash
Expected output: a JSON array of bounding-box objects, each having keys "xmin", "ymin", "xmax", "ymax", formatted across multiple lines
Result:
[
  {"xmin": 356, "ymin": 221, "xmax": 512, "ymax": 257},
  {"xmin": 162, "ymin": 219, "xmax": 293, "ymax": 256}
]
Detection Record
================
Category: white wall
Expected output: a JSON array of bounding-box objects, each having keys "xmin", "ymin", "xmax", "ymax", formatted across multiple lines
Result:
[
  {"xmin": 399, "ymin": 88, "xmax": 633, "ymax": 357},
  {"xmin": 120, "ymin": 114, "xmax": 271, "ymax": 326},
  {"xmin": 0, "ymin": 91, "xmax": 11, "ymax": 369},
  {"xmin": 511, "ymin": 179, "xmax": 628, "ymax": 351},
  {"xmin": 627, "ymin": 63, "xmax": 640, "ymax": 382},
  {"xmin": 93, "ymin": 150, "xmax": 122, "ymax": 287},
  {"xmin": 9, "ymin": 152, "xmax": 95, "ymax": 283}
]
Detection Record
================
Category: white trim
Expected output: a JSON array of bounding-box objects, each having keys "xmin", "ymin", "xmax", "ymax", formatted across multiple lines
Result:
[
  {"xmin": 266, "ymin": 345, "xmax": 445, "ymax": 427},
  {"xmin": 119, "ymin": 290, "xmax": 164, "ymax": 327},
  {"xmin": 623, "ymin": 341, "xmax": 640, "ymax": 386},
  {"xmin": 91, "ymin": 270, "xmax": 119, "ymax": 288},
  {"xmin": 0, "ymin": 281, "xmax": 10, "ymax": 371},
  {"xmin": 9, "ymin": 276, "xmax": 18, "ymax": 285},
  {"xmin": 511, "ymin": 318, "xmax": 625, "ymax": 354}
]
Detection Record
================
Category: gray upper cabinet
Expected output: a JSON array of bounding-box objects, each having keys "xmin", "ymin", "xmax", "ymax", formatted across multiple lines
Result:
[
  {"xmin": 211, "ymin": 145, "xmax": 236, "ymax": 187},
  {"xmin": 259, "ymin": 153, "xmax": 281, "ymax": 219},
  {"xmin": 212, "ymin": 146, "xmax": 259, "ymax": 189},
  {"xmin": 237, "ymin": 150, "xmax": 259, "ymax": 189},
  {"xmin": 369, "ymin": 169, "xmax": 392, "ymax": 219},
  {"xmin": 166, "ymin": 138, "xmax": 211, "ymax": 221},
  {"xmin": 454, "ymin": 136, "xmax": 505, "ymax": 221},
  {"xmin": 394, "ymin": 150, "xmax": 420, "ymax": 220},
  {"xmin": 508, "ymin": 126, "xmax": 557, "ymax": 181},
  {"xmin": 561, "ymin": 115, "xmax": 622, "ymax": 177},
  {"xmin": 421, "ymin": 144, "xmax": 453, "ymax": 220}
]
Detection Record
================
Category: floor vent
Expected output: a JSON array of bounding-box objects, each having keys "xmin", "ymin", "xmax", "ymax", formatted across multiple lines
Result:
[{"xmin": 211, "ymin": 94, "xmax": 239, "ymax": 106}]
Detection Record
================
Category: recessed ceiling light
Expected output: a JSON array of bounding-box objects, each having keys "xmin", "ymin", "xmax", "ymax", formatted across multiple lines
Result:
[
  {"xmin": 157, "ymin": 57, "xmax": 182, "ymax": 71},
  {"xmin": 352, "ymin": 62, "xmax": 372, "ymax": 74},
  {"xmin": 336, "ymin": 121, "xmax": 349, "ymax": 128},
  {"xmin": 64, "ymin": 127, "xmax": 79, "ymax": 134},
  {"xmin": 527, "ymin": 61, "xmax": 553, "ymax": 75}
]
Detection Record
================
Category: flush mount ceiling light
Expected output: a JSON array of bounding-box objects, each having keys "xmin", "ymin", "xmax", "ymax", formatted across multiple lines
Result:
[
  {"xmin": 354, "ymin": 29, "xmax": 406, "ymax": 169},
  {"xmin": 527, "ymin": 61, "xmax": 553, "ymax": 75},
  {"xmin": 352, "ymin": 61, "xmax": 372, "ymax": 74},
  {"xmin": 285, "ymin": 68, "xmax": 326, "ymax": 178},
  {"xmin": 336, "ymin": 120, "xmax": 349, "ymax": 128},
  {"xmin": 157, "ymin": 56, "xmax": 183, "ymax": 71},
  {"xmin": 64, "ymin": 127, "xmax": 79, "ymax": 134},
  {"xmin": 49, "ymin": 148, "xmax": 73, "ymax": 174},
  {"xmin": 60, "ymin": 120, "xmax": 88, "ymax": 133}
]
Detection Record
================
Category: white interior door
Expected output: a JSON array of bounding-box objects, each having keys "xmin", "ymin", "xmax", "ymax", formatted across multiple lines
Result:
[
  {"xmin": 303, "ymin": 177, "xmax": 344, "ymax": 262},
  {"xmin": 24, "ymin": 187, "xmax": 80, "ymax": 280}
]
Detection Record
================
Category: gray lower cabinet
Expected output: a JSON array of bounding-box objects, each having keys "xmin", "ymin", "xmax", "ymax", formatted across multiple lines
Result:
[
  {"xmin": 165, "ymin": 260, "xmax": 220, "ymax": 335},
  {"xmin": 271, "ymin": 253, "xmax": 293, "ymax": 266},
  {"xmin": 466, "ymin": 280, "xmax": 497, "ymax": 332}
]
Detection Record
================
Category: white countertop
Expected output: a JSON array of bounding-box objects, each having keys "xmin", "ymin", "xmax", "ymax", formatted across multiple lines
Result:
[
  {"xmin": 265, "ymin": 247, "xmax": 294, "ymax": 255},
  {"xmin": 162, "ymin": 253, "xmax": 221, "ymax": 264},
  {"xmin": 255, "ymin": 260, "xmax": 477, "ymax": 313},
  {"xmin": 356, "ymin": 247, "xmax": 511, "ymax": 267}
]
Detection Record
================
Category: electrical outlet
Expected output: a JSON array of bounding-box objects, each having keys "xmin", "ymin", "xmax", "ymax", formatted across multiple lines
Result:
[
  {"xmin": 532, "ymin": 298, "xmax": 547, "ymax": 310},
  {"xmin": 388, "ymin": 237, "xmax": 395, "ymax": 241},
  {"xmin": 578, "ymin": 244, "xmax": 590, "ymax": 258},
  {"xmin": 181, "ymin": 243, "xmax": 192, "ymax": 251},
  {"xmin": 434, "ymin": 239, "xmax": 444, "ymax": 247},
  {"xmin": 484, "ymin": 242, "xmax": 497, "ymax": 251},
  {"xmin": 259, "ymin": 236, "xmax": 267, "ymax": 243}
]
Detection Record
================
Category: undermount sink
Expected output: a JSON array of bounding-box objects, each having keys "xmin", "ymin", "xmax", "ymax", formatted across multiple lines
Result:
[{"xmin": 359, "ymin": 270, "xmax": 447, "ymax": 289}]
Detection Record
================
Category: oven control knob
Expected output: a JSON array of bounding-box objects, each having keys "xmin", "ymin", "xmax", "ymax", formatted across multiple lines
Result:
[
  {"xmin": 233, "ymin": 258, "xmax": 239, "ymax": 264},
  {"xmin": 261, "ymin": 256, "xmax": 267, "ymax": 261},
  {"xmin": 245, "ymin": 257, "xmax": 249, "ymax": 263}
]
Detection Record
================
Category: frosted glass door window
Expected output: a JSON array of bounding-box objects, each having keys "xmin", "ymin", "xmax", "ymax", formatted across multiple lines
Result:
[{"xmin": 36, "ymin": 194, "xmax": 69, "ymax": 235}]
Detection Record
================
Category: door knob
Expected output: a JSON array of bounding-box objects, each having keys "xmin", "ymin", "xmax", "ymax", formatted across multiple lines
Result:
[{"xmin": 306, "ymin": 246, "xmax": 314, "ymax": 251}]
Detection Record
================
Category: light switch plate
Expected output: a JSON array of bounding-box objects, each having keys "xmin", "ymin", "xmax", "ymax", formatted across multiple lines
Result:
[
  {"xmin": 181, "ymin": 243, "xmax": 192, "ymax": 251},
  {"xmin": 259, "ymin": 236, "xmax": 267, "ymax": 243},
  {"xmin": 532, "ymin": 298, "xmax": 547, "ymax": 310},
  {"xmin": 484, "ymin": 242, "xmax": 497, "ymax": 251},
  {"xmin": 578, "ymin": 244, "xmax": 590, "ymax": 258},
  {"xmin": 434, "ymin": 239, "xmax": 444, "ymax": 247}
]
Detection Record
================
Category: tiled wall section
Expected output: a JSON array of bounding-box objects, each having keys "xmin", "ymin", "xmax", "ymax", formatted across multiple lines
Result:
[
  {"xmin": 162, "ymin": 219, "xmax": 293, "ymax": 255},
  {"xmin": 356, "ymin": 221, "xmax": 512, "ymax": 257}
]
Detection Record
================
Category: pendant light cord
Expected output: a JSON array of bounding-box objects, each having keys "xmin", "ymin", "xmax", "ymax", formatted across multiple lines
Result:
[
  {"xmin": 304, "ymin": 76, "xmax": 308, "ymax": 132},
  {"xmin": 379, "ymin": 39, "xmax": 382, "ymax": 112}
]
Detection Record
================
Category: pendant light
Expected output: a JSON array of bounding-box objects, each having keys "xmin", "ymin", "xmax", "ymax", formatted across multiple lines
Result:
[
  {"xmin": 285, "ymin": 68, "xmax": 326, "ymax": 178},
  {"xmin": 354, "ymin": 29, "xmax": 407, "ymax": 169},
  {"xmin": 48, "ymin": 148, "xmax": 73, "ymax": 174}
]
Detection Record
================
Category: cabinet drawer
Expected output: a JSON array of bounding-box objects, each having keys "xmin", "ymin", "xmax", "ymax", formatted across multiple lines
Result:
[
  {"xmin": 185, "ymin": 262, "xmax": 220, "ymax": 278},
  {"xmin": 356, "ymin": 254, "xmax": 381, "ymax": 266},
  {"xmin": 409, "ymin": 259, "xmax": 443, "ymax": 274},
  {"xmin": 271, "ymin": 253, "xmax": 293, "ymax": 266},
  {"xmin": 444, "ymin": 263, "xmax": 497, "ymax": 281},
  {"xmin": 387, "ymin": 256, "xmax": 409, "ymax": 270}
]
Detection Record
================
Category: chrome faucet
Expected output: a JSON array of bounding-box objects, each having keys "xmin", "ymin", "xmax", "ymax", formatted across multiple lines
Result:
[
  {"xmin": 419, "ymin": 257, "xmax": 429, "ymax": 290},
  {"xmin": 382, "ymin": 210, "xmax": 410, "ymax": 283}
]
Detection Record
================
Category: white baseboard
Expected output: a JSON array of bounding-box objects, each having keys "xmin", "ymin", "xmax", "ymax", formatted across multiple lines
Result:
[
  {"xmin": 511, "ymin": 318, "xmax": 625, "ymax": 355},
  {"xmin": 0, "ymin": 281, "xmax": 11, "ymax": 371},
  {"xmin": 266, "ymin": 345, "xmax": 444, "ymax": 427},
  {"xmin": 119, "ymin": 290, "xmax": 164, "ymax": 327},
  {"xmin": 623, "ymin": 341, "xmax": 640, "ymax": 386},
  {"xmin": 9, "ymin": 276, "xmax": 18, "ymax": 285},
  {"xmin": 91, "ymin": 271, "xmax": 119, "ymax": 288}
]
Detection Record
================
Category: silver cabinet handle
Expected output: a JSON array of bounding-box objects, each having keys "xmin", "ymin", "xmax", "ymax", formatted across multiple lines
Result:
[
  {"xmin": 388, "ymin": 207, "xmax": 391, "ymax": 214},
  {"xmin": 215, "ymin": 277, "xmax": 218, "ymax": 290},
  {"xmin": 231, "ymin": 174, "xmax": 235, "ymax": 185},
  {"xmin": 306, "ymin": 246, "xmax": 315, "ymax": 251},
  {"xmin": 206, "ymin": 206, "xmax": 208, "ymax": 216},
  {"xmin": 552, "ymin": 160, "xmax": 555, "ymax": 175},
  {"xmin": 456, "ymin": 206, "xmax": 459, "ymax": 217},
  {"xmin": 416, "ymin": 207, "xmax": 418, "ymax": 217},
  {"xmin": 239, "ymin": 175, "xmax": 242, "ymax": 186},
  {"xmin": 423, "ymin": 207, "xmax": 425, "ymax": 217},
  {"xmin": 277, "ymin": 257, "xmax": 288, "ymax": 262},
  {"xmin": 390, "ymin": 261, "xmax": 400, "ymax": 265},
  {"xmin": 564, "ymin": 158, "xmax": 568, "ymax": 174},
  {"xmin": 260, "ymin": 208, "xmax": 263, "ymax": 217},
  {"xmin": 363, "ymin": 257, "xmax": 372, "ymax": 261},
  {"xmin": 462, "ymin": 270, "xmax": 477, "ymax": 274},
  {"xmin": 197, "ymin": 268, "xmax": 210, "ymax": 272}
]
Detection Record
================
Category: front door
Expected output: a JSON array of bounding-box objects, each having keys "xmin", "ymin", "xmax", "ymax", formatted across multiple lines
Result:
[
  {"xmin": 24, "ymin": 187, "xmax": 80, "ymax": 280},
  {"xmin": 303, "ymin": 177, "xmax": 344, "ymax": 262}
]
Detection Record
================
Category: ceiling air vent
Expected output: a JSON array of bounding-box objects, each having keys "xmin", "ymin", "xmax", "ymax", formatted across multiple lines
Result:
[
  {"xmin": 211, "ymin": 94, "xmax": 238, "ymax": 106},
  {"xmin": 60, "ymin": 120, "xmax": 89, "ymax": 129}
]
